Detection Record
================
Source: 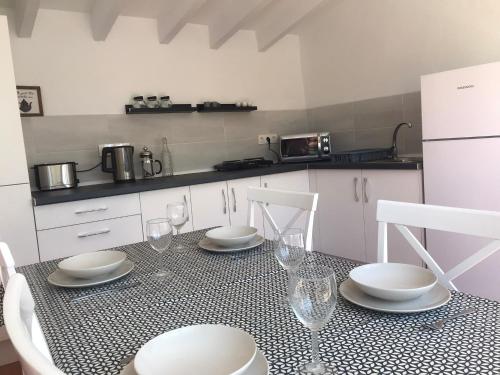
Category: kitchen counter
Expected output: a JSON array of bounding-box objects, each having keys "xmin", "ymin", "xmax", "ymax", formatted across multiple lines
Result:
[{"xmin": 31, "ymin": 159, "xmax": 422, "ymax": 206}]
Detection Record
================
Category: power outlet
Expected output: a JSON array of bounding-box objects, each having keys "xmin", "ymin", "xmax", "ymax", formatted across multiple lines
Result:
[{"xmin": 258, "ymin": 134, "xmax": 278, "ymax": 145}]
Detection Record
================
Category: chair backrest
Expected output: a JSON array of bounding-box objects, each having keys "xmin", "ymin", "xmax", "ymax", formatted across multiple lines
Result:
[
  {"xmin": 247, "ymin": 187, "xmax": 319, "ymax": 251},
  {"xmin": 3, "ymin": 274, "xmax": 63, "ymax": 375},
  {"xmin": 377, "ymin": 200, "xmax": 500, "ymax": 290},
  {"xmin": 0, "ymin": 242, "xmax": 16, "ymax": 286}
]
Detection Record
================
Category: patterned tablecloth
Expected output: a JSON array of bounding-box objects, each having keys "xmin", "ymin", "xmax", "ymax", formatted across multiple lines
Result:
[{"xmin": 15, "ymin": 230, "xmax": 500, "ymax": 375}]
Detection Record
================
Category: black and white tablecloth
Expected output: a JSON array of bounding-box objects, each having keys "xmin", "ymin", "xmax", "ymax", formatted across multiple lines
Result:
[{"xmin": 15, "ymin": 230, "xmax": 500, "ymax": 375}]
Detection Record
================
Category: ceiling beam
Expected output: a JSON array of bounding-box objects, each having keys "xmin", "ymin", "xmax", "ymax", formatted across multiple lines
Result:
[
  {"xmin": 255, "ymin": 0, "xmax": 328, "ymax": 52},
  {"xmin": 157, "ymin": 0, "xmax": 207, "ymax": 44},
  {"xmin": 90, "ymin": 0, "xmax": 125, "ymax": 41},
  {"xmin": 208, "ymin": 0, "xmax": 273, "ymax": 49},
  {"xmin": 15, "ymin": 0, "xmax": 40, "ymax": 38}
]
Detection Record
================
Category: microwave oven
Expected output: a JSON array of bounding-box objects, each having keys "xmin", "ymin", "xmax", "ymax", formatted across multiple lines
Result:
[{"xmin": 280, "ymin": 132, "xmax": 332, "ymax": 162}]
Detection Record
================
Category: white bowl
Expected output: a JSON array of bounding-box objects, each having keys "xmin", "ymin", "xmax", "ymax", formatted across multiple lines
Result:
[
  {"xmin": 134, "ymin": 325, "xmax": 257, "ymax": 375},
  {"xmin": 349, "ymin": 263, "xmax": 438, "ymax": 301},
  {"xmin": 205, "ymin": 226, "xmax": 258, "ymax": 247},
  {"xmin": 58, "ymin": 250, "xmax": 127, "ymax": 279}
]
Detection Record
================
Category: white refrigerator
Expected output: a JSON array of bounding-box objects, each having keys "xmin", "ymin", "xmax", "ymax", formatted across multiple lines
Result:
[
  {"xmin": 0, "ymin": 16, "xmax": 39, "ymax": 265},
  {"xmin": 422, "ymin": 61, "xmax": 500, "ymax": 301}
]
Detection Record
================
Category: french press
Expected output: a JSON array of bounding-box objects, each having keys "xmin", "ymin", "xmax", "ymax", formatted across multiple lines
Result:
[{"xmin": 139, "ymin": 146, "xmax": 162, "ymax": 179}]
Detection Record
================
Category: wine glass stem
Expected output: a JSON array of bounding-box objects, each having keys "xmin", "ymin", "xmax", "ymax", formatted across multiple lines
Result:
[{"xmin": 311, "ymin": 330, "xmax": 320, "ymax": 366}]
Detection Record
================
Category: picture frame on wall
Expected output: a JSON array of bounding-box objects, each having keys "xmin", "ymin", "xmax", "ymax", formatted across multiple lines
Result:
[{"xmin": 17, "ymin": 85, "xmax": 44, "ymax": 116}]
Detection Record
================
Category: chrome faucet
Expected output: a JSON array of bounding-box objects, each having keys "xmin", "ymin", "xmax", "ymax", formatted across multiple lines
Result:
[{"xmin": 391, "ymin": 122, "xmax": 412, "ymax": 159}]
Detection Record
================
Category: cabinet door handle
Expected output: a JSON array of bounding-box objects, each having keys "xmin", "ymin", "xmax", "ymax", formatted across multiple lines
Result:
[
  {"xmin": 353, "ymin": 177, "xmax": 359, "ymax": 202},
  {"xmin": 77, "ymin": 229, "xmax": 110, "ymax": 238},
  {"xmin": 231, "ymin": 187, "xmax": 237, "ymax": 212},
  {"xmin": 74, "ymin": 207, "xmax": 108, "ymax": 214},
  {"xmin": 363, "ymin": 177, "xmax": 369, "ymax": 203},
  {"xmin": 222, "ymin": 189, "xmax": 227, "ymax": 214},
  {"xmin": 183, "ymin": 195, "xmax": 190, "ymax": 220}
]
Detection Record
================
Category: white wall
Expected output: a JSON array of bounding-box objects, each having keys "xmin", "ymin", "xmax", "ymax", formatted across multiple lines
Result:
[
  {"xmin": 298, "ymin": 0, "xmax": 500, "ymax": 108},
  {"xmin": 3, "ymin": 8, "xmax": 306, "ymax": 115}
]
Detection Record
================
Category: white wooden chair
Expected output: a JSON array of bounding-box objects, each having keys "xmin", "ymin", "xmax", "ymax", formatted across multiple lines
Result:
[
  {"xmin": 1, "ymin": 242, "xmax": 18, "ymax": 365},
  {"xmin": 0, "ymin": 242, "xmax": 16, "ymax": 286},
  {"xmin": 3, "ymin": 273, "xmax": 63, "ymax": 375},
  {"xmin": 247, "ymin": 187, "xmax": 319, "ymax": 251},
  {"xmin": 377, "ymin": 200, "xmax": 500, "ymax": 291}
]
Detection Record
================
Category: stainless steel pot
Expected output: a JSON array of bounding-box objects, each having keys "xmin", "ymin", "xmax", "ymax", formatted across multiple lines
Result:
[{"xmin": 33, "ymin": 162, "xmax": 79, "ymax": 191}]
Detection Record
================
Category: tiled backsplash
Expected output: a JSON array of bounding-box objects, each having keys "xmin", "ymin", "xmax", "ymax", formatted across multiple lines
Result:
[
  {"xmin": 307, "ymin": 92, "xmax": 422, "ymax": 153},
  {"xmin": 22, "ymin": 110, "xmax": 308, "ymax": 185},
  {"xmin": 22, "ymin": 92, "xmax": 423, "ymax": 186}
]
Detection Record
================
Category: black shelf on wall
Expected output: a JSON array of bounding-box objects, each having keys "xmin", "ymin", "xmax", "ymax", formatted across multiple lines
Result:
[
  {"xmin": 125, "ymin": 104, "xmax": 196, "ymax": 114},
  {"xmin": 196, "ymin": 104, "xmax": 257, "ymax": 112}
]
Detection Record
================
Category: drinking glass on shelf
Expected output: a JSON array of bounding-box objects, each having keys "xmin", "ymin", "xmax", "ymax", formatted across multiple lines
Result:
[
  {"xmin": 167, "ymin": 202, "xmax": 189, "ymax": 253},
  {"xmin": 146, "ymin": 218, "xmax": 173, "ymax": 279},
  {"xmin": 289, "ymin": 264, "xmax": 337, "ymax": 375}
]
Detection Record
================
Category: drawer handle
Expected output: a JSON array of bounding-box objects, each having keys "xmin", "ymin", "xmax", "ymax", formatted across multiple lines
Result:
[
  {"xmin": 77, "ymin": 229, "xmax": 111, "ymax": 238},
  {"xmin": 74, "ymin": 207, "xmax": 108, "ymax": 214}
]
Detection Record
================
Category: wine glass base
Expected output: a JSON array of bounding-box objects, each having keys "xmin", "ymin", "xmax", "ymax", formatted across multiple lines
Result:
[
  {"xmin": 173, "ymin": 244, "xmax": 188, "ymax": 254},
  {"xmin": 296, "ymin": 362, "xmax": 335, "ymax": 375},
  {"xmin": 277, "ymin": 294, "xmax": 289, "ymax": 306},
  {"xmin": 153, "ymin": 270, "xmax": 173, "ymax": 279}
]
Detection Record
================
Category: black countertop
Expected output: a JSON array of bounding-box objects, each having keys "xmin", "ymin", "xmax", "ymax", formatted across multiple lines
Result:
[{"xmin": 31, "ymin": 160, "xmax": 422, "ymax": 206}]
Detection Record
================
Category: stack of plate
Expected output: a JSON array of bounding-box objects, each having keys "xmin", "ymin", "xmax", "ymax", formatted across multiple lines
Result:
[
  {"xmin": 340, "ymin": 263, "xmax": 451, "ymax": 313},
  {"xmin": 198, "ymin": 226, "xmax": 264, "ymax": 253},
  {"xmin": 133, "ymin": 325, "xmax": 269, "ymax": 375},
  {"xmin": 47, "ymin": 250, "xmax": 134, "ymax": 288}
]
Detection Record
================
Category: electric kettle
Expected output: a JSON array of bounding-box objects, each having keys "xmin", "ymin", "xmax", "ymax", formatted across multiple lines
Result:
[{"xmin": 101, "ymin": 145, "xmax": 135, "ymax": 182}]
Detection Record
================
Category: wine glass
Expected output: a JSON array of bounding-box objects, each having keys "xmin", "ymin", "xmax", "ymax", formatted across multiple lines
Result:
[
  {"xmin": 272, "ymin": 228, "xmax": 306, "ymax": 305},
  {"xmin": 274, "ymin": 228, "xmax": 306, "ymax": 271},
  {"xmin": 166, "ymin": 202, "xmax": 189, "ymax": 253},
  {"xmin": 289, "ymin": 263, "xmax": 337, "ymax": 374},
  {"xmin": 146, "ymin": 218, "xmax": 173, "ymax": 279}
]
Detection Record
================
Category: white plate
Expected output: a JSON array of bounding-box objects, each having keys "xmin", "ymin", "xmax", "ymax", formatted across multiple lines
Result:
[
  {"xmin": 134, "ymin": 325, "xmax": 257, "ymax": 375},
  {"xmin": 198, "ymin": 235, "xmax": 265, "ymax": 253},
  {"xmin": 205, "ymin": 226, "xmax": 258, "ymax": 247},
  {"xmin": 349, "ymin": 263, "xmax": 437, "ymax": 301},
  {"xmin": 48, "ymin": 260, "xmax": 134, "ymax": 288},
  {"xmin": 58, "ymin": 250, "xmax": 127, "ymax": 279},
  {"xmin": 125, "ymin": 351, "xmax": 268, "ymax": 375},
  {"xmin": 339, "ymin": 278, "xmax": 451, "ymax": 314}
]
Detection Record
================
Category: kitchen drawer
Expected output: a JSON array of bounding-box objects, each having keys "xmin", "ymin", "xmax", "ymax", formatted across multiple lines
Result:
[
  {"xmin": 37, "ymin": 215, "xmax": 143, "ymax": 261},
  {"xmin": 34, "ymin": 194, "xmax": 141, "ymax": 230}
]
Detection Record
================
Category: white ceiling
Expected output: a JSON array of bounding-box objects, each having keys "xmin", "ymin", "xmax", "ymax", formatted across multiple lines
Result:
[{"xmin": 0, "ymin": 0, "xmax": 333, "ymax": 49}]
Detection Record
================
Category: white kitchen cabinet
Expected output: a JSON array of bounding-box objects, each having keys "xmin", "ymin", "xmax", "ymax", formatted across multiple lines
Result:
[
  {"xmin": 0, "ymin": 184, "xmax": 39, "ymax": 266},
  {"xmin": 190, "ymin": 181, "xmax": 230, "ymax": 230},
  {"xmin": 226, "ymin": 177, "xmax": 264, "ymax": 234},
  {"xmin": 313, "ymin": 170, "xmax": 366, "ymax": 260},
  {"xmin": 362, "ymin": 170, "xmax": 424, "ymax": 265},
  {"xmin": 0, "ymin": 17, "xmax": 38, "ymax": 266},
  {"xmin": 312, "ymin": 169, "xmax": 423, "ymax": 264},
  {"xmin": 37, "ymin": 215, "xmax": 143, "ymax": 261},
  {"xmin": 140, "ymin": 187, "xmax": 193, "ymax": 236},
  {"xmin": 0, "ymin": 17, "xmax": 29, "ymax": 186},
  {"xmin": 260, "ymin": 170, "xmax": 310, "ymax": 239}
]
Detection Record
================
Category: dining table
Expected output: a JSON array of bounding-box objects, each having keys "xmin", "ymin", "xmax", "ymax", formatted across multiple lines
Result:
[{"xmin": 10, "ymin": 229, "xmax": 500, "ymax": 375}]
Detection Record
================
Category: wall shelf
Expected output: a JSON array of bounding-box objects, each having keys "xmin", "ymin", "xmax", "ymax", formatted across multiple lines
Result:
[
  {"xmin": 196, "ymin": 104, "xmax": 257, "ymax": 112},
  {"xmin": 125, "ymin": 104, "xmax": 195, "ymax": 114}
]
